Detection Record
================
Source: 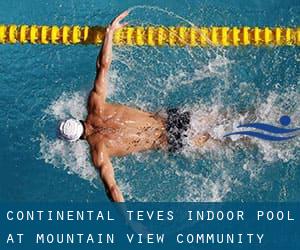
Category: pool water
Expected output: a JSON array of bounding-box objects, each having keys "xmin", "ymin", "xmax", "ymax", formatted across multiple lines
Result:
[{"xmin": 0, "ymin": 0, "xmax": 299, "ymax": 202}]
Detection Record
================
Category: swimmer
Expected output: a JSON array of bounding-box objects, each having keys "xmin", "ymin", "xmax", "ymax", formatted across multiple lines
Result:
[{"xmin": 58, "ymin": 11, "xmax": 211, "ymax": 202}]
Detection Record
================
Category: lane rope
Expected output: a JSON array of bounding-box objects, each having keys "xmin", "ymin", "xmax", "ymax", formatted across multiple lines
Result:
[{"xmin": 0, "ymin": 25, "xmax": 299, "ymax": 46}]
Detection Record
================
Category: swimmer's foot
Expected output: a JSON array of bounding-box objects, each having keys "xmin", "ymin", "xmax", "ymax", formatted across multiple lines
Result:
[{"xmin": 193, "ymin": 133, "xmax": 210, "ymax": 147}]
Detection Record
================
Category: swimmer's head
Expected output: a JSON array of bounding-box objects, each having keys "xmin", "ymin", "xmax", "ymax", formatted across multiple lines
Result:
[{"xmin": 57, "ymin": 118, "xmax": 84, "ymax": 142}]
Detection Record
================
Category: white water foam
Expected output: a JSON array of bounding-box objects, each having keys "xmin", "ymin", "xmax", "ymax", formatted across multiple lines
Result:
[
  {"xmin": 39, "ymin": 134, "xmax": 97, "ymax": 182},
  {"xmin": 39, "ymin": 92, "xmax": 97, "ymax": 184},
  {"xmin": 38, "ymin": 88, "xmax": 300, "ymax": 202},
  {"xmin": 182, "ymin": 89, "xmax": 300, "ymax": 161}
]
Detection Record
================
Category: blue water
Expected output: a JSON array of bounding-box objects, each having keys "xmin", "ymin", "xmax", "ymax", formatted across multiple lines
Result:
[{"xmin": 0, "ymin": 0, "xmax": 299, "ymax": 202}]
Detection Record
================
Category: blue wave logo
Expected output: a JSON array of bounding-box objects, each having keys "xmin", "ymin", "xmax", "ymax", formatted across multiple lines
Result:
[{"xmin": 224, "ymin": 116, "xmax": 300, "ymax": 141}]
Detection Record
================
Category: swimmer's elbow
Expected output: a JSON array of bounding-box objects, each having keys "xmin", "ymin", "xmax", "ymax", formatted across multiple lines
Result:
[
  {"xmin": 100, "ymin": 58, "xmax": 111, "ymax": 70},
  {"xmin": 92, "ymin": 156, "xmax": 104, "ymax": 169},
  {"xmin": 96, "ymin": 57, "xmax": 110, "ymax": 72}
]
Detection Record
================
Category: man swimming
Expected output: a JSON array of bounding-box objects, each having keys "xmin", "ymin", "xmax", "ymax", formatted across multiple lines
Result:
[{"xmin": 58, "ymin": 11, "xmax": 210, "ymax": 202}]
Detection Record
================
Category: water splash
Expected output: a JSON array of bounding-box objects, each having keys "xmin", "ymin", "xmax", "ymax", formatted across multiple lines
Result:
[
  {"xmin": 39, "ymin": 88, "xmax": 300, "ymax": 202},
  {"xmin": 39, "ymin": 134, "xmax": 97, "ymax": 184},
  {"xmin": 37, "ymin": 6, "xmax": 299, "ymax": 202}
]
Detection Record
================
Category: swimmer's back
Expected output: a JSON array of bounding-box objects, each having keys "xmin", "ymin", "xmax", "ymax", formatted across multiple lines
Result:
[{"xmin": 86, "ymin": 102, "xmax": 168, "ymax": 156}]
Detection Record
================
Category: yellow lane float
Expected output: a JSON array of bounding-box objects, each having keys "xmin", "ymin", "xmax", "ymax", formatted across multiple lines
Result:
[{"xmin": 0, "ymin": 25, "xmax": 299, "ymax": 46}]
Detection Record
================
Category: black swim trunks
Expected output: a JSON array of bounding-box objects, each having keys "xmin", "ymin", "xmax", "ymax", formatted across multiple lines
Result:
[{"xmin": 166, "ymin": 108, "xmax": 191, "ymax": 153}]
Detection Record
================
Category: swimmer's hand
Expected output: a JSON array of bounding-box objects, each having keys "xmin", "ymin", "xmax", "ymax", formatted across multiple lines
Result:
[{"xmin": 107, "ymin": 10, "xmax": 129, "ymax": 33}]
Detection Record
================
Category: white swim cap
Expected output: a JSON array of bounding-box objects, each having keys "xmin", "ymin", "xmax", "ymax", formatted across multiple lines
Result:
[{"xmin": 58, "ymin": 118, "xmax": 84, "ymax": 142}]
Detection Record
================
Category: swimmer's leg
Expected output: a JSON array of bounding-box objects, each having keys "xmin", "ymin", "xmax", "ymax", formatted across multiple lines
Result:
[
  {"xmin": 189, "ymin": 113, "xmax": 217, "ymax": 147},
  {"xmin": 192, "ymin": 133, "xmax": 254, "ymax": 148},
  {"xmin": 190, "ymin": 107, "xmax": 258, "ymax": 148},
  {"xmin": 192, "ymin": 132, "xmax": 211, "ymax": 147}
]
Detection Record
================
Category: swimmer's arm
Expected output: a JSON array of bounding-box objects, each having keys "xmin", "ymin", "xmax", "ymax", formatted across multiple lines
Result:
[
  {"xmin": 93, "ymin": 29, "xmax": 112, "ymax": 99},
  {"xmin": 92, "ymin": 144, "xmax": 125, "ymax": 202},
  {"xmin": 94, "ymin": 11, "xmax": 129, "ymax": 99}
]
